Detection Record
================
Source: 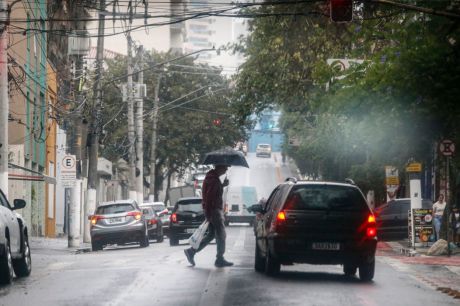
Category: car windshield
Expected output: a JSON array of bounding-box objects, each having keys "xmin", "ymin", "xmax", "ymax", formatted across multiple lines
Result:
[
  {"xmin": 258, "ymin": 145, "xmax": 269, "ymax": 148},
  {"xmin": 96, "ymin": 204, "xmax": 134, "ymax": 215},
  {"xmin": 283, "ymin": 185, "xmax": 368, "ymax": 211}
]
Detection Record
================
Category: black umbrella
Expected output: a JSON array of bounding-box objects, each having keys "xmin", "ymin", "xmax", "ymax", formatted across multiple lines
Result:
[{"xmin": 202, "ymin": 147, "xmax": 249, "ymax": 168}]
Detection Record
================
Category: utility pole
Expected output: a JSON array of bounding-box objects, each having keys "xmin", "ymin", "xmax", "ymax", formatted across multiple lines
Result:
[
  {"xmin": 0, "ymin": 0, "xmax": 9, "ymax": 197},
  {"xmin": 135, "ymin": 46, "xmax": 144, "ymax": 204},
  {"xmin": 149, "ymin": 74, "xmax": 162, "ymax": 201},
  {"xmin": 68, "ymin": 52, "xmax": 84, "ymax": 248},
  {"xmin": 84, "ymin": 0, "xmax": 105, "ymax": 243},
  {"xmin": 126, "ymin": 2, "xmax": 137, "ymax": 201}
]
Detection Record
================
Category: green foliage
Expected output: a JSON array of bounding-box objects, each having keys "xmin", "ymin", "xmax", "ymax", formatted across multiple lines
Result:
[
  {"xmin": 97, "ymin": 51, "xmax": 248, "ymax": 191},
  {"xmin": 234, "ymin": 2, "xmax": 460, "ymax": 197}
]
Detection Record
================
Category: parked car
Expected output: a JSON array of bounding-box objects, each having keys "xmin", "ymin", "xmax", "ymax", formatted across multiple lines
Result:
[
  {"xmin": 139, "ymin": 206, "xmax": 164, "ymax": 242},
  {"xmin": 224, "ymin": 186, "xmax": 258, "ymax": 226},
  {"xmin": 249, "ymin": 179, "xmax": 377, "ymax": 281},
  {"xmin": 89, "ymin": 199, "xmax": 149, "ymax": 251},
  {"xmin": 0, "ymin": 189, "xmax": 31, "ymax": 285},
  {"xmin": 255, "ymin": 143, "xmax": 272, "ymax": 158},
  {"xmin": 142, "ymin": 202, "xmax": 169, "ymax": 234},
  {"xmin": 168, "ymin": 197, "xmax": 205, "ymax": 246},
  {"xmin": 375, "ymin": 198, "xmax": 433, "ymax": 240}
]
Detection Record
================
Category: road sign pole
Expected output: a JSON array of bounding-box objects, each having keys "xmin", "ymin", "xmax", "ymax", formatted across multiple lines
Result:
[{"xmin": 439, "ymin": 139, "xmax": 455, "ymax": 257}]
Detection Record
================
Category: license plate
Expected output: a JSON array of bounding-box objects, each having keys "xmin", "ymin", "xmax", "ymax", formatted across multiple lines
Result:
[
  {"xmin": 186, "ymin": 228, "xmax": 196, "ymax": 234},
  {"xmin": 108, "ymin": 217, "xmax": 124, "ymax": 224},
  {"xmin": 312, "ymin": 242, "xmax": 340, "ymax": 251}
]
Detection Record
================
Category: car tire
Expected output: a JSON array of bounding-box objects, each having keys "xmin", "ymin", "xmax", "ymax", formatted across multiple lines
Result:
[
  {"xmin": 157, "ymin": 228, "xmax": 164, "ymax": 243},
  {"xmin": 359, "ymin": 258, "xmax": 375, "ymax": 282},
  {"xmin": 13, "ymin": 234, "xmax": 32, "ymax": 278},
  {"xmin": 0, "ymin": 240, "xmax": 14, "ymax": 285},
  {"xmin": 254, "ymin": 242, "xmax": 265, "ymax": 272},
  {"xmin": 265, "ymin": 245, "xmax": 280, "ymax": 276},
  {"xmin": 91, "ymin": 241, "xmax": 103, "ymax": 251},
  {"xmin": 343, "ymin": 264, "xmax": 357, "ymax": 276},
  {"xmin": 140, "ymin": 234, "xmax": 150, "ymax": 248},
  {"xmin": 169, "ymin": 237, "xmax": 179, "ymax": 246}
]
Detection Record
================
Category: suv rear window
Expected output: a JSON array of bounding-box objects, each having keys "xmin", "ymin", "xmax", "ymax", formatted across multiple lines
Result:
[
  {"xmin": 258, "ymin": 144, "xmax": 270, "ymax": 148},
  {"xmin": 283, "ymin": 185, "xmax": 368, "ymax": 211},
  {"xmin": 96, "ymin": 204, "xmax": 135, "ymax": 215},
  {"xmin": 176, "ymin": 199, "xmax": 203, "ymax": 212}
]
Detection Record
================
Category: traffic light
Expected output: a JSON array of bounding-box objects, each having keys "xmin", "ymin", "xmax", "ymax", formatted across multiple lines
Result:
[
  {"xmin": 330, "ymin": 0, "xmax": 353, "ymax": 23},
  {"xmin": 212, "ymin": 118, "xmax": 221, "ymax": 126}
]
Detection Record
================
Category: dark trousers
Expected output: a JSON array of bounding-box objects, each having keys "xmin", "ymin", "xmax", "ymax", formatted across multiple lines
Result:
[{"xmin": 196, "ymin": 210, "xmax": 226, "ymax": 259}]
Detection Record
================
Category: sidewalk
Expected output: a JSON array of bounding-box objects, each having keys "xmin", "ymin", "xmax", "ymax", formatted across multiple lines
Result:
[
  {"xmin": 378, "ymin": 240, "xmax": 460, "ymax": 300},
  {"xmin": 30, "ymin": 236, "xmax": 92, "ymax": 254}
]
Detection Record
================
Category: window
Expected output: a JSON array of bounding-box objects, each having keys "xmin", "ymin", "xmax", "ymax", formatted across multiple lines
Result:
[
  {"xmin": 283, "ymin": 185, "xmax": 368, "ymax": 211},
  {"xmin": 96, "ymin": 204, "xmax": 134, "ymax": 215},
  {"xmin": 176, "ymin": 199, "xmax": 203, "ymax": 212},
  {"xmin": 0, "ymin": 190, "xmax": 11, "ymax": 209}
]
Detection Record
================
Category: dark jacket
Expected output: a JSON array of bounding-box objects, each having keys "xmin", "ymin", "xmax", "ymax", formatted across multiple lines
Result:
[{"xmin": 202, "ymin": 169, "xmax": 223, "ymax": 219}]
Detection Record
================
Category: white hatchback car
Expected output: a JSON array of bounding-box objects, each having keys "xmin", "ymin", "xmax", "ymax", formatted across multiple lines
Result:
[{"xmin": 256, "ymin": 143, "xmax": 272, "ymax": 158}]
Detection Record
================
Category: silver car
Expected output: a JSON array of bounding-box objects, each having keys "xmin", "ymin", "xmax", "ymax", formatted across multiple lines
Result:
[
  {"xmin": 142, "ymin": 202, "xmax": 170, "ymax": 233},
  {"xmin": 90, "ymin": 200, "xmax": 149, "ymax": 251}
]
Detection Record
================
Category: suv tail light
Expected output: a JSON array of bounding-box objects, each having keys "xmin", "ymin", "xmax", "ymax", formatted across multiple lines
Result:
[
  {"xmin": 270, "ymin": 210, "xmax": 286, "ymax": 232},
  {"xmin": 171, "ymin": 213, "xmax": 177, "ymax": 223},
  {"xmin": 127, "ymin": 211, "xmax": 142, "ymax": 220},
  {"xmin": 277, "ymin": 211, "xmax": 286, "ymax": 221},
  {"xmin": 91, "ymin": 215, "xmax": 105, "ymax": 225},
  {"xmin": 150, "ymin": 218, "xmax": 158, "ymax": 225},
  {"xmin": 194, "ymin": 180, "xmax": 198, "ymax": 189},
  {"xmin": 366, "ymin": 214, "xmax": 377, "ymax": 238}
]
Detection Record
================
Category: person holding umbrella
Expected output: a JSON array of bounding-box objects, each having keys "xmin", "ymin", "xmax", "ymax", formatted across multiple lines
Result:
[{"xmin": 184, "ymin": 164, "xmax": 233, "ymax": 267}]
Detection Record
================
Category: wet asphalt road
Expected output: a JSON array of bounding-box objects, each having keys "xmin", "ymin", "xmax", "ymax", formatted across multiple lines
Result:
[{"xmin": 0, "ymin": 154, "xmax": 458, "ymax": 305}]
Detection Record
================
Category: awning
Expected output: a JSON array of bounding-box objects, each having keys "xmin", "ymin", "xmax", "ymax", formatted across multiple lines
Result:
[{"xmin": 8, "ymin": 163, "xmax": 57, "ymax": 185}]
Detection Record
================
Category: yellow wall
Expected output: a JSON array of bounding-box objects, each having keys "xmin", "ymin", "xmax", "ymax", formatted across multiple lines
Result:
[{"xmin": 45, "ymin": 62, "xmax": 57, "ymax": 237}]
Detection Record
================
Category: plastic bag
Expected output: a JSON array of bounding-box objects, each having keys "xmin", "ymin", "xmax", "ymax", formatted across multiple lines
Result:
[{"xmin": 189, "ymin": 221, "xmax": 209, "ymax": 250}]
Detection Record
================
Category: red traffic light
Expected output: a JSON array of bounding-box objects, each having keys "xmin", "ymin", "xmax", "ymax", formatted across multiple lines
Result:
[
  {"xmin": 213, "ymin": 119, "xmax": 221, "ymax": 126},
  {"xmin": 330, "ymin": 0, "xmax": 353, "ymax": 23}
]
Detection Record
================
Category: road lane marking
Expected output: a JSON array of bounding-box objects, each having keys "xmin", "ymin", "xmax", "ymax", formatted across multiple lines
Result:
[{"xmin": 198, "ymin": 268, "xmax": 230, "ymax": 306}]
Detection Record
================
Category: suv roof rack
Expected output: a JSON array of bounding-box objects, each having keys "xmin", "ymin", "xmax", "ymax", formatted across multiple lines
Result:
[
  {"xmin": 285, "ymin": 177, "xmax": 297, "ymax": 183},
  {"xmin": 344, "ymin": 178, "xmax": 356, "ymax": 185}
]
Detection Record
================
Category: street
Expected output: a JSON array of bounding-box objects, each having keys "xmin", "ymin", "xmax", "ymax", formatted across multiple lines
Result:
[{"xmin": 1, "ymin": 154, "xmax": 459, "ymax": 306}]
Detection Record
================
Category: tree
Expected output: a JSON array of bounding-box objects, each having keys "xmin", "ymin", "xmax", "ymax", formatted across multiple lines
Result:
[
  {"xmin": 234, "ymin": 1, "xmax": 460, "ymax": 199},
  {"xmin": 96, "ymin": 51, "xmax": 248, "ymax": 198}
]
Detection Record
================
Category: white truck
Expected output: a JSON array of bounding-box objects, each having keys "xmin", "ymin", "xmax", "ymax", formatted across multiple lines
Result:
[{"xmin": 224, "ymin": 186, "xmax": 258, "ymax": 226}]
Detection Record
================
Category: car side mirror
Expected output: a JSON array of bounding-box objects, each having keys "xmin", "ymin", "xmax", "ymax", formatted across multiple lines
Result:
[
  {"xmin": 13, "ymin": 199, "xmax": 26, "ymax": 210},
  {"xmin": 248, "ymin": 204, "xmax": 264, "ymax": 214}
]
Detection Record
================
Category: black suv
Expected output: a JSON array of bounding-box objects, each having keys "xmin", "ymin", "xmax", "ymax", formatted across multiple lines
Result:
[
  {"xmin": 250, "ymin": 180, "xmax": 377, "ymax": 281},
  {"xmin": 168, "ymin": 197, "xmax": 205, "ymax": 246},
  {"xmin": 375, "ymin": 198, "xmax": 432, "ymax": 240}
]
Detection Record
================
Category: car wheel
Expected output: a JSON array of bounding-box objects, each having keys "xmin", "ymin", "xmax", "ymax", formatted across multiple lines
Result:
[
  {"xmin": 13, "ymin": 235, "xmax": 32, "ymax": 278},
  {"xmin": 254, "ymin": 242, "xmax": 265, "ymax": 272},
  {"xmin": 359, "ymin": 258, "xmax": 375, "ymax": 282},
  {"xmin": 140, "ymin": 234, "xmax": 150, "ymax": 248},
  {"xmin": 169, "ymin": 237, "xmax": 179, "ymax": 246},
  {"xmin": 91, "ymin": 241, "xmax": 103, "ymax": 251},
  {"xmin": 265, "ymin": 245, "xmax": 280, "ymax": 276},
  {"xmin": 157, "ymin": 228, "xmax": 164, "ymax": 243},
  {"xmin": 0, "ymin": 240, "xmax": 14, "ymax": 285},
  {"xmin": 343, "ymin": 264, "xmax": 357, "ymax": 276}
]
